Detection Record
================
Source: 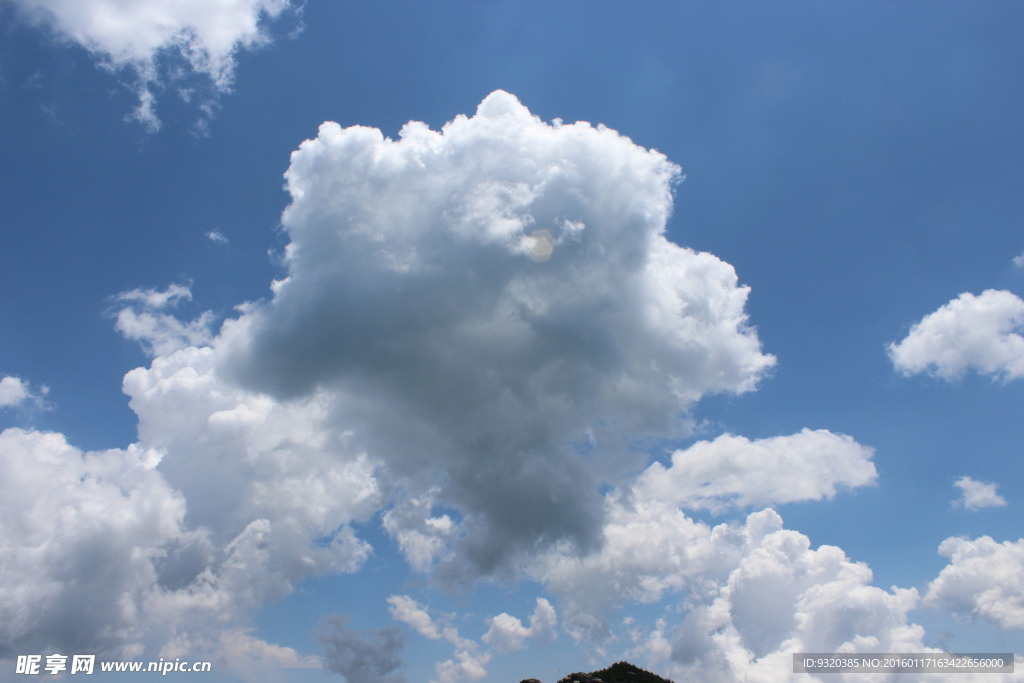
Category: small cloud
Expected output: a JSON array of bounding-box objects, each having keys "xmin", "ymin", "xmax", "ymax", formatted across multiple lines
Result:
[
  {"xmin": 0, "ymin": 375, "xmax": 50, "ymax": 410},
  {"xmin": 953, "ymin": 476, "xmax": 1007, "ymax": 511},
  {"xmin": 0, "ymin": 376, "xmax": 31, "ymax": 408},
  {"xmin": 888, "ymin": 289, "xmax": 1024, "ymax": 382},
  {"xmin": 109, "ymin": 283, "xmax": 214, "ymax": 357},
  {"xmin": 115, "ymin": 282, "xmax": 193, "ymax": 309},
  {"xmin": 11, "ymin": 0, "xmax": 299, "ymax": 130},
  {"xmin": 1013, "ymin": 251, "xmax": 1024, "ymax": 268},
  {"xmin": 483, "ymin": 598, "xmax": 557, "ymax": 654},
  {"xmin": 387, "ymin": 595, "xmax": 441, "ymax": 640},
  {"xmin": 207, "ymin": 230, "xmax": 229, "ymax": 245},
  {"xmin": 633, "ymin": 429, "xmax": 877, "ymax": 513}
]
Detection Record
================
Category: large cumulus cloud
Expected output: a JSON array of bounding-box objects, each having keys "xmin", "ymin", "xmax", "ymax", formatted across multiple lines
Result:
[
  {"xmin": 661, "ymin": 524, "xmax": 927, "ymax": 683},
  {"xmin": 0, "ymin": 290, "xmax": 382, "ymax": 674},
  {"xmin": 0, "ymin": 428, "xmax": 186, "ymax": 659},
  {"xmin": 220, "ymin": 90, "xmax": 775, "ymax": 577},
  {"xmin": 0, "ymin": 377, "xmax": 378, "ymax": 672}
]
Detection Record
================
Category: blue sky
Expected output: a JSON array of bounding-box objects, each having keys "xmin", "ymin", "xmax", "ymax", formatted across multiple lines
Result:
[{"xmin": 2, "ymin": 2, "xmax": 1023, "ymax": 681}]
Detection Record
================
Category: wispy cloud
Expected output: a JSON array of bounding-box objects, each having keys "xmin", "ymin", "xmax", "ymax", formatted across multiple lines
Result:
[
  {"xmin": 388, "ymin": 595, "xmax": 490, "ymax": 682},
  {"xmin": 109, "ymin": 283, "xmax": 215, "ymax": 357},
  {"xmin": 11, "ymin": 0, "xmax": 298, "ymax": 130},
  {"xmin": 206, "ymin": 230, "xmax": 229, "ymax": 245}
]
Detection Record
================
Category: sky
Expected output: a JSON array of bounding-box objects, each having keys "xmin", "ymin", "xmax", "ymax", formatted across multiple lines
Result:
[{"xmin": 1, "ymin": 1, "xmax": 1023, "ymax": 682}]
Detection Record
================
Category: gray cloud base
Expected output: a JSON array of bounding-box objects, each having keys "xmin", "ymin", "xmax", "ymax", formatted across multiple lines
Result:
[{"xmin": 220, "ymin": 90, "xmax": 776, "ymax": 577}]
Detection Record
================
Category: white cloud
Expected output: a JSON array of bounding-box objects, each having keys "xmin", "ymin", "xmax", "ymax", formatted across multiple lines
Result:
[
  {"xmin": 633, "ymin": 429, "xmax": 877, "ymax": 513},
  {"xmin": 122, "ymin": 344, "xmax": 382, "ymax": 566},
  {"xmin": 111, "ymin": 283, "xmax": 215, "ymax": 357},
  {"xmin": 953, "ymin": 476, "xmax": 1007, "ymax": 511},
  {"xmin": 659, "ymin": 536, "xmax": 929, "ymax": 683},
  {"xmin": 218, "ymin": 629, "xmax": 320, "ymax": 682},
  {"xmin": 11, "ymin": 0, "xmax": 296, "ymax": 129},
  {"xmin": 387, "ymin": 595, "xmax": 442, "ymax": 641},
  {"xmin": 530, "ymin": 429, "xmax": 878, "ymax": 645},
  {"xmin": 387, "ymin": 595, "xmax": 491, "ymax": 683},
  {"xmin": 116, "ymin": 282, "xmax": 193, "ymax": 309},
  {"xmin": 434, "ymin": 649, "xmax": 490, "ymax": 683},
  {"xmin": 220, "ymin": 89, "xmax": 775, "ymax": 579},
  {"xmin": 926, "ymin": 536, "xmax": 1024, "ymax": 629},
  {"xmin": 0, "ymin": 423, "xmax": 374, "ymax": 670},
  {"xmin": 532, "ymin": 502, "xmax": 776, "ymax": 640},
  {"xmin": 888, "ymin": 289, "xmax": 1024, "ymax": 381},
  {"xmin": 0, "ymin": 427, "xmax": 189, "ymax": 659},
  {"xmin": 382, "ymin": 492, "xmax": 456, "ymax": 573},
  {"xmin": 534, "ymin": 499, "xmax": 933, "ymax": 682},
  {"xmin": 483, "ymin": 598, "xmax": 557, "ymax": 654},
  {"xmin": 0, "ymin": 375, "xmax": 49, "ymax": 411},
  {"xmin": 1013, "ymin": 251, "xmax": 1024, "ymax": 268},
  {"xmin": 0, "ymin": 339, "xmax": 381, "ymax": 671},
  {"xmin": 0, "ymin": 376, "xmax": 31, "ymax": 408},
  {"xmin": 206, "ymin": 230, "xmax": 229, "ymax": 245}
]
